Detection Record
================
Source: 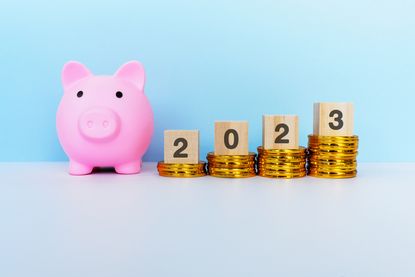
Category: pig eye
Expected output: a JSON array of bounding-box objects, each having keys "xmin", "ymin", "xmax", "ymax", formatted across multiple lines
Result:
[
  {"xmin": 116, "ymin": 91, "xmax": 123, "ymax": 98},
  {"xmin": 77, "ymin": 91, "xmax": 84, "ymax": 98}
]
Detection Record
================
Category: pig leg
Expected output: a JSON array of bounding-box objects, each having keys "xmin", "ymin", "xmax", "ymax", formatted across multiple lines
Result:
[
  {"xmin": 69, "ymin": 160, "xmax": 93, "ymax": 175},
  {"xmin": 115, "ymin": 160, "xmax": 141, "ymax": 174}
]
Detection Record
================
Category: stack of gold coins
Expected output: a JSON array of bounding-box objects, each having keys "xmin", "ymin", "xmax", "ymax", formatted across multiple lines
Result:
[
  {"xmin": 257, "ymin": 146, "xmax": 307, "ymax": 178},
  {"xmin": 157, "ymin": 161, "xmax": 206, "ymax": 177},
  {"xmin": 207, "ymin": 152, "xmax": 256, "ymax": 178},
  {"xmin": 307, "ymin": 135, "xmax": 359, "ymax": 178}
]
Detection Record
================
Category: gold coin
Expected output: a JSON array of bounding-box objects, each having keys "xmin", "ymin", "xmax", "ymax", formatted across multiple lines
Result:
[
  {"xmin": 259, "ymin": 161, "xmax": 307, "ymax": 167},
  {"xmin": 308, "ymin": 135, "xmax": 359, "ymax": 142},
  {"xmin": 307, "ymin": 165, "xmax": 357, "ymax": 172},
  {"xmin": 258, "ymin": 163, "xmax": 306, "ymax": 171},
  {"xmin": 259, "ymin": 166, "xmax": 307, "ymax": 172},
  {"xmin": 308, "ymin": 152, "xmax": 358, "ymax": 159},
  {"xmin": 308, "ymin": 147, "xmax": 358, "ymax": 153},
  {"xmin": 207, "ymin": 152, "xmax": 256, "ymax": 162},
  {"xmin": 157, "ymin": 161, "xmax": 206, "ymax": 169},
  {"xmin": 208, "ymin": 167, "xmax": 256, "ymax": 178},
  {"xmin": 308, "ymin": 145, "xmax": 358, "ymax": 152},
  {"xmin": 308, "ymin": 140, "xmax": 358, "ymax": 145},
  {"xmin": 308, "ymin": 140, "xmax": 358, "ymax": 146},
  {"xmin": 258, "ymin": 155, "xmax": 306, "ymax": 163},
  {"xmin": 308, "ymin": 160, "xmax": 357, "ymax": 167},
  {"xmin": 158, "ymin": 171, "xmax": 206, "ymax": 177},
  {"xmin": 207, "ymin": 161, "xmax": 256, "ymax": 168},
  {"xmin": 308, "ymin": 165, "xmax": 357, "ymax": 172},
  {"xmin": 257, "ymin": 146, "xmax": 307, "ymax": 155},
  {"xmin": 258, "ymin": 157, "xmax": 306, "ymax": 163},
  {"xmin": 308, "ymin": 156, "xmax": 357, "ymax": 162},
  {"xmin": 309, "ymin": 165, "xmax": 357, "ymax": 171},
  {"xmin": 259, "ymin": 169, "xmax": 307, "ymax": 176},
  {"xmin": 258, "ymin": 153, "xmax": 306, "ymax": 158},
  {"xmin": 208, "ymin": 167, "xmax": 256, "ymax": 173},
  {"xmin": 308, "ymin": 169, "xmax": 357, "ymax": 179},
  {"xmin": 258, "ymin": 170, "xmax": 307, "ymax": 178}
]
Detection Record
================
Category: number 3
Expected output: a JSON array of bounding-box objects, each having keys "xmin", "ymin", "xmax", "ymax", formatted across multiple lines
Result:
[{"xmin": 329, "ymin": 109, "xmax": 344, "ymax": 130}]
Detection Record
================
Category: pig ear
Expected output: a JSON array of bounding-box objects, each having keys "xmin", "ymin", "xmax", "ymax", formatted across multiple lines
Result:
[
  {"xmin": 61, "ymin": 61, "xmax": 91, "ymax": 89},
  {"xmin": 114, "ymin": 61, "xmax": 146, "ymax": 91}
]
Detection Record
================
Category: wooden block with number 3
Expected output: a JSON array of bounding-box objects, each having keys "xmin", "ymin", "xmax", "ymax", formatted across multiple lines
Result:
[
  {"xmin": 214, "ymin": 121, "xmax": 249, "ymax": 155},
  {"xmin": 164, "ymin": 130, "xmax": 199, "ymax": 164},
  {"xmin": 263, "ymin": 115, "xmax": 299, "ymax": 150},
  {"xmin": 314, "ymin": 103, "xmax": 354, "ymax": 136}
]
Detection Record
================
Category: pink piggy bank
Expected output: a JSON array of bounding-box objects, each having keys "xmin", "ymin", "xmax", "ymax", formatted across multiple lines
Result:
[{"xmin": 56, "ymin": 61, "xmax": 154, "ymax": 175}]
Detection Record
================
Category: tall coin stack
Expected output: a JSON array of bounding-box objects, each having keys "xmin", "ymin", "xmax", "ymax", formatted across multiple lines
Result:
[
  {"xmin": 307, "ymin": 135, "xmax": 359, "ymax": 178},
  {"xmin": 257, "ymin": 146, "xmax": 307, "ymax": 178},
  {"xmin": 207, "ymin": 152, "xmax": 256, "ymax": 178}
]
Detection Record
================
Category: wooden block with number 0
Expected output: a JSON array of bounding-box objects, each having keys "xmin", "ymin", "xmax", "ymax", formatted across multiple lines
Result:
[
  {"xmin": 262, "ymin": 115, "xmax": 299, "ymax": 149},
  {"xmin": 164, "ymin": 130, "xmax": 199, "ymax": 164},
  {"xmin": 313, "ymin": 103, "xmax": 354, "ymax": 136},
  {"xmin": 214, "ymin": 121, "xmax": 248, "ymax": 155}
]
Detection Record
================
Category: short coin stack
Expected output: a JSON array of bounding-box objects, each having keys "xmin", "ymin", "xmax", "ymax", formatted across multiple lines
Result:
[
  {"xmin": 257, "ymin": 146, "xmax": 307, "ymax": 178},
  {"xmin": 307, "ymin": 135, "xmax": 359, "ymax": 178},
  {"xmin": 207, "ymin": 152, "xmax": 256, "ymax": 178},
  {"xmin": 157, "ymin": 161, "xmax": 206, "ymax": 177}
]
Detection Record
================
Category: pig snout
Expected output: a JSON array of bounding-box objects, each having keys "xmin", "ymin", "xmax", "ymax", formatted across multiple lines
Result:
[{"xmin": 78, "ymin": 107, "xmax": 120, "ymax": 141}]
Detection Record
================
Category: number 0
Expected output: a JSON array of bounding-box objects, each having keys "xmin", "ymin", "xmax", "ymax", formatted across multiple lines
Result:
[{"xmin": 224, "ymin": 129, "xmax": 239, "ymax": 149}]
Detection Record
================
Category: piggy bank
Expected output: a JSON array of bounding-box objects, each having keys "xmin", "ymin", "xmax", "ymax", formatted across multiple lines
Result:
[{"xmin": 56, "ymin": 61, "xmax": 154, "ymax": 175}]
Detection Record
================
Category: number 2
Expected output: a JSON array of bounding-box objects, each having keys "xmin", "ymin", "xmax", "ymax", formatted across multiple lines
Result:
[
  {"xmin": 329, "ymin": 109, "xmax": 344, "ymax": 130},
  {"xmin": 173, "ymin": 138, "xmax": 188, "ymax": 158},
  {"xmin": 275, "ymin": 123, "xmax": 289, "ymax": 144}
]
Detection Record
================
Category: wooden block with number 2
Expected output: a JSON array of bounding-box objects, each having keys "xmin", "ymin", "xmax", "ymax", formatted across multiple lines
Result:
[
  {"xmin": 263, "ymin": 115, "xmax": 299, "ymax": 149},
  {"xmin": 314, "ymin": 103, "xmax": 354, "ymax": 136},
  {"xmin": 164, "ymin": 130, "xmax": 199, "ymax": 164}
]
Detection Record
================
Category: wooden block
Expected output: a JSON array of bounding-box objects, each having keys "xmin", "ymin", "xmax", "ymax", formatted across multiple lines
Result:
[
  {"xmin": 164, "ymin": 130, "xmax": 199, "ymax": 164},
  {"xmin": 262, "ymin": 115, "xmax": 299, "ymax": 149},
  {"xmin": 313, "ymin": 102, "xmax": 354, "ymax": 136},
  {"xmin": 214, "ymin": 121, "xmax": 248, "ymax": 155}
]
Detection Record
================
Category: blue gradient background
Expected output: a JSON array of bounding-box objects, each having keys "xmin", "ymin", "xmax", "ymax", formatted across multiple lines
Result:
[{"xmin": 0, "ymin": 0, "xmax": 414, "ymax": 162}]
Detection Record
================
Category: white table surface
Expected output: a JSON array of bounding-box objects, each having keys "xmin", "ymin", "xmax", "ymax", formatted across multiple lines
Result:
[{"xmin": 0, "ymin": 162, "xmax": 414, "ymax": 277}]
